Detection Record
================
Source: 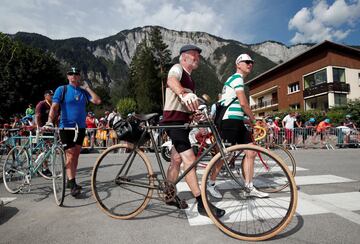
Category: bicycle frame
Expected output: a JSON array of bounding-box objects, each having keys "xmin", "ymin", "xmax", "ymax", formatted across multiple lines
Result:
[{"xmin": 116, "ymin": 108, "xmax": 246, "ymax": 191}]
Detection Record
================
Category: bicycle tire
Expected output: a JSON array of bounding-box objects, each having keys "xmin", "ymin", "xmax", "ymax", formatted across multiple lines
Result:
[
  {"xmin": 266, "ymin": 143, "xmax": 296, "ymax": 177},
  {"xmin": 52, "ymin": 146, "xmax": 66, "ymax": 206},
  {"xmin": 91, "ymin": 143, "xmax": 154, "ymax": 219},
  {"xmin": 201, "ymin": 144, "xmax": 298, "ymax": 241},
  {"xmin": 1, "ymin": 145, "xmax": 13, "ymax": 180},
  {"xmin": 160, "ymin": 146, "xmax": 171, "ymax": 162},
  {"xmin": 239, "ymin": 143, "xmax": 297, "ymax": 193},
  {"xmin": 3, "ymin": 146, "xmax": 30, "ymax": 193}
]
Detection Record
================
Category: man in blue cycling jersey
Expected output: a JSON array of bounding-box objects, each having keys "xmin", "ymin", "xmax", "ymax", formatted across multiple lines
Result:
[{"xmin": 46, "ymin": 67, "xmax": 101, "ymax": 197}]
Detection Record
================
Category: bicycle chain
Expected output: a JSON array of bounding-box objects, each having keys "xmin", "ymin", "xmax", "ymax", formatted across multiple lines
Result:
[{"xmin": 157, "ymin": 180, "xmax": 176, "ymax": 203}]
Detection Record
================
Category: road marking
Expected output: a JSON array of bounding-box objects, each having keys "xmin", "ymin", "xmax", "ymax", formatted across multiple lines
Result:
[
  {"xmin": 298, "ymin": 191, "xmax": 360, "ymax": 225},
  {"xmin": 184, "ymin": 192, "xmax": 360, "ymax": 226},
  {"xmin": 176, "ymin": 174, "xmax": 355, "ymax": 193},
  {"xmin": 0, "ymin": 197, "xmax": 17, "ymax": 204},
  {"xmin": 294, "ymin": 175, "xmax": 355, "ymax": 185},
  {"xmin": 195, "ymin": 166, "xmax": 308, "ymax": 175},
  {"xmin": 314, "ymin": 192, "xmax": 360, "ymax": 211}
]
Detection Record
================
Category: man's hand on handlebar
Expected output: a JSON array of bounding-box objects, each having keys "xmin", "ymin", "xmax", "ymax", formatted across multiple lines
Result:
[
  {"xmin": 43, "ymin": 122, "xmax": 54, "ymax": 130},
  {"xmin": 180, "ymin": 92, "xmax": 199, "ymax": 112}
]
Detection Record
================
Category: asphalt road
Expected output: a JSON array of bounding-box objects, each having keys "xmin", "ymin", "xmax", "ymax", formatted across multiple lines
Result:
[{"xmin": 1, "ymin": 149, "xmax": 360, "ymax": 244}]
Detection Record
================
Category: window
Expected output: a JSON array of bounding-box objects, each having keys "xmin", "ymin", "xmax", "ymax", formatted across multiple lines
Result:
[
  {"xmin": 258, "ymin": 96, "xmax": 264, "ymax": 107},
  {"xmin": 288, "ymin": 82, "xmax": 300, "ymax": 94},
  {"xmin": 334, "ymin": 94, "xmax": 347, "ymax": 106},
  {"xmin": 304, "ymin": 69, "xmax": 327, "ymax": 88},
  {"xmin": 290, "ymin": 103, "xmax": 300, "ymax": 110},
  {"xmin": 333, "ymin": 68, "xmax": 346, "ymax": 83}
]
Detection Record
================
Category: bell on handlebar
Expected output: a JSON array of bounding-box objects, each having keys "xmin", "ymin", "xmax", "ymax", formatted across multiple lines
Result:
[{"xmin": 201, "ymin": 94, "xmax": 211, "ymax": 104}]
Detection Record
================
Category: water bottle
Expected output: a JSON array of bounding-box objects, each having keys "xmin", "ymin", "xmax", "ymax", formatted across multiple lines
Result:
[{"xmin": 35, "ymin": 152, "xmax": 45, "ymax": 166}]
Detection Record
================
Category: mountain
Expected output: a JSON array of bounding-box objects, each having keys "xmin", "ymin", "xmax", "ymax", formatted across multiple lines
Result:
[
  {"xmin": 10, "ymin": 26, "xmax": 312, "ymax": 94},
  {"xmin": 250, "ymin": 41, "xmax": 312, "ymax": 64}
]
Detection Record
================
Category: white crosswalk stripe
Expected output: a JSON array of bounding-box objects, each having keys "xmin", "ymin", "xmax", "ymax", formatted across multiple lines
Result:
[{"xmin": 0, "ymin": 197, "xmax": 17, "ymax": 204}]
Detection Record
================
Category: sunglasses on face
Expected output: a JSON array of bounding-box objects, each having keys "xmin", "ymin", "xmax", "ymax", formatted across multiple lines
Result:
[
  {"xmin": 67, "ymin": 72, "xmax": 80, "ymax": 76},
  {"xmin": 242, "ymin": 61, "xmax": 254, "ymax": 65}
]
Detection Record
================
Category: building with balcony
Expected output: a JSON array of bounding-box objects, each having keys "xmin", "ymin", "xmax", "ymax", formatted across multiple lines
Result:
[{"xmin": 246, "ymin": 40, "xmax": 360, "ymax": 116}]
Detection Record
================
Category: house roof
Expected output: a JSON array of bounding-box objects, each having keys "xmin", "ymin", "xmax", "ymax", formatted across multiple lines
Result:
[{"xmin": 246, "ymin": 40, "xmax": 360, "ymax": 86}]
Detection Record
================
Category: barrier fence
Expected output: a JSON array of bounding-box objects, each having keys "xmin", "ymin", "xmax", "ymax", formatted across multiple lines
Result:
[
  {"xmin": 264, "ymin": 127, "xmax": 360, "ymax": 150},
  {"xmin": 1, "ymin": 126, "xmax": 359, "ymax": 152}
]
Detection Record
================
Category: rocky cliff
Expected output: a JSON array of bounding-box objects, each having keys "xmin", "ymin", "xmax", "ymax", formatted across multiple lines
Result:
[{"xmin": 11, "ymin": 26, "xmax": 312, "ymax": 86}]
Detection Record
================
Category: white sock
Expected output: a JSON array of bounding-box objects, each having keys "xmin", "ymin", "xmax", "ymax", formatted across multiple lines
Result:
[{"xmin": 245, "ymin": 182, "xmax": 253, "ymax": 188}]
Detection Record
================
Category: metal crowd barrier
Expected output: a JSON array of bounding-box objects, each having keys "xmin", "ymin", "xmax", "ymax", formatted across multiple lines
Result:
[{"xmin": 265, "ymin": 127, "xmax": 360, "ymax": 150}]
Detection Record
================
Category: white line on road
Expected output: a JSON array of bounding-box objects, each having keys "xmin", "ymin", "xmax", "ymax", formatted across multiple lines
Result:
[
  {"xmin": 176, "ymin": 174, "xmax": 356, "ymax": 193},
  {"xmin": 0, "ymin": 197, "xmax": 17, "ymax": 205},
  {"xmin": 184, "ymin": 192, "xmax": 360, "ymax": 226}
]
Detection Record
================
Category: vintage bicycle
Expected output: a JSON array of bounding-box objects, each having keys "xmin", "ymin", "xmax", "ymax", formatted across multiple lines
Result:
[
  {"xmin": 2, "ymin": 126, "xmax": 77, "ymax": 206},
  {"xmin": 91, "ymin": 105, "xmax": 298, "ymax": 241}
]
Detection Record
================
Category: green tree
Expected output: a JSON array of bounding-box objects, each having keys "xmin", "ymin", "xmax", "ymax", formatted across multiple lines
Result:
[
  {"xmin": 116, "ymin": 97, "xmax": 137, "ymax": 117},
  {"xmin": 128, "ymin": 29, "xmax": 172, "ymax": 114},
  {"xmin": 149, "ymin": 27, "xmax": 172, "ymax": 107},
  {"xmin": 0, "ymin": 33, "xmax": 64, "ymax": 119},
  {"xmin": 327, "ymin": 99, "xmax": 360, "ymax": 126},
  {"xmin": 133, "ymin": 41, "xmax": 160, "ymax": 113}
]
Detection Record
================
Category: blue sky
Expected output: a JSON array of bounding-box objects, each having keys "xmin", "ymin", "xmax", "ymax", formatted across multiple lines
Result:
[{"xmin": 0, "ymin": 0, "xmax": 359, "ymax": 46}]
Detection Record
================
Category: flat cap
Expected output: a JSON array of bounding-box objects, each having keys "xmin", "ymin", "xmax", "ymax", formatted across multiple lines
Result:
[{"xmin": 179, "ymin": 44, "xmax": 202, "ymax": 54}]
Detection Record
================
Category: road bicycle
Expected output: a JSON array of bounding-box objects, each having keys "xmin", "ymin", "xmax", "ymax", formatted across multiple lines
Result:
[
  {"xmin": 91, "ymin": 106, "xmax": 298, "ymax": 241},
  {"xmin": 227, "ymin": 126, "xmax": 296, "ymax": 193},
  {"xmin": 2, "ymin": 126, "xmax": 77, "ymax": 206},
  {"xmin": 193, "ymin": 125, "xmax": 296, "ymax": 193}
]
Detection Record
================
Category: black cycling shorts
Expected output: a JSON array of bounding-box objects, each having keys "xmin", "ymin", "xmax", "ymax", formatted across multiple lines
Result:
[
  {"xmin": 164, "ymin": 122, "xmax": 191, "ymax": 153},
  {"xmin": 220, "ymin": 119, "xmax": 252, "ymax": 145},
  {"xmin": 59, "ymin": 128, "xmax": 86, "ymax": 150}
]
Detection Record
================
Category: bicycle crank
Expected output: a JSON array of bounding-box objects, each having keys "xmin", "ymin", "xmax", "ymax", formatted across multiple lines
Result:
[{"xmin": 157, "ymin": 180, "xmax": 176, "ymax": 203}]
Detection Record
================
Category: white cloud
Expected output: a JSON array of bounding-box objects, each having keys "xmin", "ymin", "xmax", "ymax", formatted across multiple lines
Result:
[
  {"xmin": 288, "ymin": 0, "xmax": 360, "ymax": 44},
  {"xmin": 0, "ymin": 0, "xmax": 263, "ymax": 42}
]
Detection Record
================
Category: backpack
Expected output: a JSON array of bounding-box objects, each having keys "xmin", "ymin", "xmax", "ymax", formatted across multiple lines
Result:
[
  {"xmin": 60, "ymin": 85, "xmax": 67, "ymax": 103},
  {"xmin": 213, "ymin": 97, "xmax": 237, "ymax": 128}
]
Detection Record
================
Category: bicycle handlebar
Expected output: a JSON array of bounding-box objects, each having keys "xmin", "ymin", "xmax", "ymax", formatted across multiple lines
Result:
[{"xmin": 37, "ymin": 124, "xmax": 79, "ymax": 143}]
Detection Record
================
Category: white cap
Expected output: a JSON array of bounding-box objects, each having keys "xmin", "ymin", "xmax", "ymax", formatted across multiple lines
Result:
[{"xmin": 235, "ymin": 54, "xmax": 254, "ymax": 64}]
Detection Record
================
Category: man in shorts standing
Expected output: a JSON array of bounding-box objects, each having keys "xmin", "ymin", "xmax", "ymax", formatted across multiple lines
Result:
[
  {"xmin": 35, "ymin": 89, "xmax": 54, "ymax": 176},
  {"xmin": 214, "ymin": 54, "xmax": 268, "ymax": 199},
  {"xmin": 161, "ymin": 44, "xmax": 225, "ymax": 217},
  {"xmin": 45, "ymin": 67, "xmax": 101, "ymax": 197}
]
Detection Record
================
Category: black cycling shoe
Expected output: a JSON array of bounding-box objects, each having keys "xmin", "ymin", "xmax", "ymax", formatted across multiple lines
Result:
[
  {"xmin": 166, "ymin": 196, "xmax": 188, "ymax": 209},
  {"xmin": 198, "ymin": 201, "xmax": 225, "ymax": 218},
  {"xmin": 70, "ymin": 186, "xmax": 81, "ymax": 197},
  {"xmin": 66, "ymin": 181, "xmax": 82, "ymax": 190},
  {"xmin": 42, "ymin": 168, "xmax": 52, "ymax": 177}
]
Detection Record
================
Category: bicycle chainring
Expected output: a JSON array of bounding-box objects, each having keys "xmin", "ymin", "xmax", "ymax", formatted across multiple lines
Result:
[{"xmin": 157, "ymin": 180, "xmax": 176, "ymax": 203}]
